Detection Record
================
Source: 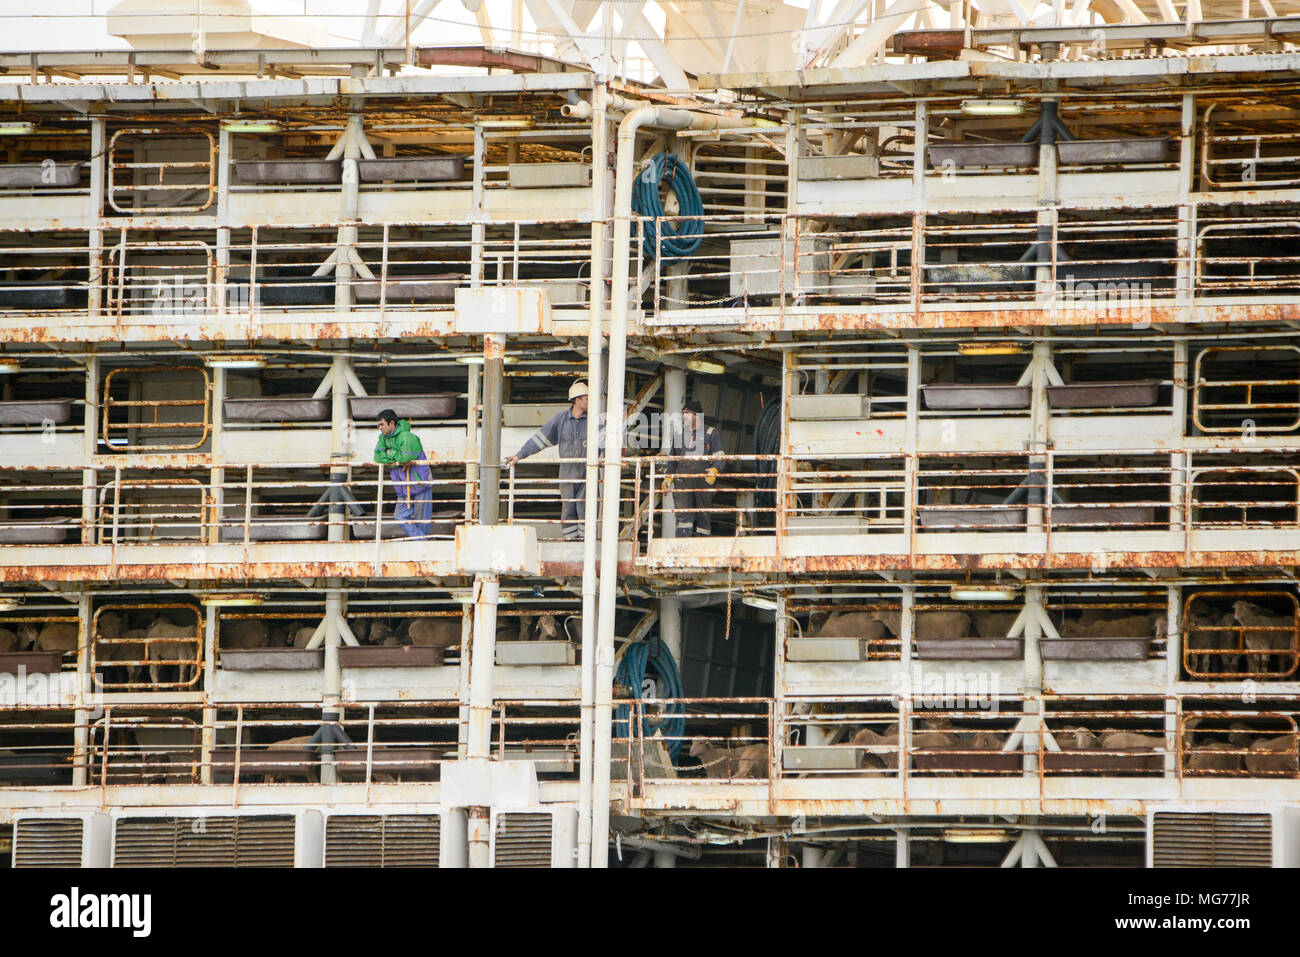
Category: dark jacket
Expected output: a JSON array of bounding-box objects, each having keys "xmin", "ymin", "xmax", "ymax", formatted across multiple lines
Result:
[
  {"xmin": 513, "ymin": 406, "xmax": 601, "ymax": 482},
  {"xmin": 665, "ymin": 423, "xmax": 723, "ymax": 477}
]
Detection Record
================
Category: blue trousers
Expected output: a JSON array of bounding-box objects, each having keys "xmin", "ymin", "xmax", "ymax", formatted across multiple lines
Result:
[{"xmin": 394, "ymin": 487, "xmax": 434, "ymax": 539}]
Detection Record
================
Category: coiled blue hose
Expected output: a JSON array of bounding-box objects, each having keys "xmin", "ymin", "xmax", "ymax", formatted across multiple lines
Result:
[
  {"xmin": 631, "ymin": 152, "xmax": 704, "ymax": 263},
  {"xmin": 614, "ymin": 638, "xmax": 686, "ymax": 761}
]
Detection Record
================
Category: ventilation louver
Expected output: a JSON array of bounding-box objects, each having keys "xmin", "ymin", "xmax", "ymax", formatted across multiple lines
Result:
[
  {"xmin": 1152, "ymin": 812, "xmax": 1272, "ymax": 867},
  {"xmin": 325, "ymin": 814, "xmax": 441, "ymax": 867},
  {"xmin": 113, "ymin": 815, "xmax": 296, "ymax": 867}
]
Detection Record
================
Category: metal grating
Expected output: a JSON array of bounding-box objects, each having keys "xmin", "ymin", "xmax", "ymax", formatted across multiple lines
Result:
[
  {"xmin": 13, "ymin": 819, "xmax": 84, "ymax": 868},
  {"xmin": 113, "ymin": 816, "xmax": 295, "ymax": 868},
  {"xmin": 325, "ymin": 815, "xmax": 441, "ymax": 868},
  {"xmin": 1152, "ymin": 812, "xmax": 1273, "ymax": 867},
  {"xmin": 494, "ymin": 812, "xmax": 553, "ymax": 868}
]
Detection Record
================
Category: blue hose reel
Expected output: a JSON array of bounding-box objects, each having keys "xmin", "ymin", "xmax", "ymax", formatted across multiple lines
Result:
[
  {"xmin": 631, "ymin": 152, "xmax": 704, "ymax": 263},
  {"xmin": 614, "ymin": 638, "xmax": 686, "ymax": 761}
]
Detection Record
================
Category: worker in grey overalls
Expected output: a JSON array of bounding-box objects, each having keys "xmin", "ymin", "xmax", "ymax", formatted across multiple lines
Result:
[
  {"xmin": 506, "ymin": 380, "xmax": 597, "ymax": 541},
  {"xmin": 663, "ymin": 401, "xmax": 724, "ymax": 537}
]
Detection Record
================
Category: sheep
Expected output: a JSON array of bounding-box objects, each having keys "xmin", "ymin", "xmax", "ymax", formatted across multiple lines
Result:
[
  {"xmin": 1185, "ymin": 611, "xmax": 1237, "ymax": 676},
  {"xmin": 1099, "ymin": 731, "xmax": 1164, "ymax": 751},
  {"xmin": 1061, "ymin": 615, "xmax": 1154, "ymax": 640},
  {"xmin": 17, "ymin": 621, "xmax": 79, "ymax": 655},
  {"xmin": 406, "ymin": 617, "xmax": 461, "ymax": 665},
  {"xmin": 145, "ymin": 617, "xmax": 201, "ymax": 686},
  {"xmin": 220, "ymin": 618, "xmax": 271, "ymax": 650},
  {"xmin": 808, "ymin": 611, "xmax": 888, "ymax": 641},
  {"xmin": 688, "ymin": 737, "xmax": 767, "ymax": 779},
  {"xmin": 0, "ymin": 626, "xmax": 22, "ymax": 653},
  {"xmin": 1184, "ymin": 740, "xmax": 1244, "ymax": 773},
  {"xmin": 94, "ymin": 613, "xmax": 147, "ymax": 685},
  {"xmin": 1056, "ymin": 726, "xmax": 1098, "ymax": 750},
  {"xmin": 1232, "ymin": 600, "xmax": 1296, "ymax": 675},
  {"xmin": 850, "ymin": 723, "xmax": 899, "ymax": 770},
  {"xmin": 971, "ymin": 611, "xmax": 1019, "ymax": 640},
  {"xmin": 521, "ymin": 613, "xmax": 562, "ymax": 641},
  {"xmin": 289, "ymin": 622, "xmax": 321, "ymax": 649},
  {"xmin": 1245, "ymin": 734, "xmax": 1299, "ymax": 776}
]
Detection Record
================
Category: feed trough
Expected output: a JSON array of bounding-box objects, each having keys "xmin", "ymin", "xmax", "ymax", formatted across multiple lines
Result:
[
  {"xmin": 1043, "ymin": 748, "xmax": 1163, "ymax": 773},
  {"xmin": 0, "ymin": 399, "xmax": 74, "ymax": 425},
  {"xmin": 1056, "ymin": 138, "xmax": 1170, "ymax": 165},
  {"xmin": 1046, "ymin": 380, "xmax": 1159, "ymax": 408},
  {"xmin": 0, "ymin": 651, "xmax": 64, "ymax": 674},
  {"xmin": 252, "ymin": 274, "xmax": 334, "ymax": 306},
  {"xmin": 351, "ymin": 274, "xmax": 463, "ymax": 304},
  {"xmin": 929, "ymin": 142, "xmax": 1038, "ymax": 168},
  {"xmin": 0, "ymin": 282, "xmax": 81, "ymax": 309},
  {"xmin": 921, "ymin": 384, "xmax": 1031, "ymax": 410},
  {"xmin": 219, "ymin": 520, "xmax": 328, "ymax": 543},
  {"xmin": 235, "ymin": 159, "xmax": 341, "ymax": 184},
  {"xmin": 912, "ymin": 748, "xmax": 1022, "ymax": 773},
  {"xmin": 918, "ymin": 507, "xmax": 1026, "ymax": 529},
  {"xmin": 220, "ymin": 648, "xmax": 323, "ymax": 671},
  {"xmin": 0, "ymin": 752, "xmax": 68, "ymax": 785},
  {"xmin": 338, "ymin": 645, "xmax": 443, "ymax": 668},
  {"xmin": 348, "ymin": 393, "xmax": 457, "ymax": 419},
  {"xmin": 211, "ymin": 746, "xmax": 317, "ymax": 782},
  {"xmin": 914, "ymin": 637, "xmax": 1024, "ymax": 660},
  {"xmin": 0, "ymin": 162, "xmax": 83, "ymax": 188},
  {"xmin": 1050, "ymin": 505, "xmax": 1156, "ymax": 529},
  {"xmin": 1039, "ymin": 637, "xmax": 1151, "ymax": 660},
  {"xmin": 357, "ymin": 155, "xmax": 464, "ymax": 182},
  {"xmin": 224, "ymin": 397, "xmax": 330, "ymax": 423},
  {"xmin": 0, "ymin": 518, "xmax": 75, "ymax": 545},
  {"xmin": 335, "ymin": 746, "xmax": 442, "ymax": 781}
]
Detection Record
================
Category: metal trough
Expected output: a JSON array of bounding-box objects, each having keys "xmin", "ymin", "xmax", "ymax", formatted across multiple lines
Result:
[
  {"xmin": 211, "ymin": 747, "xmax": 317, "ymax": 781},
  {"xmin": 0, "ymin": 518, "xmax": 75, "ymax": 545},
  {"xmin": 1050, "ymin": 505, "xmax": 1156, "ymax": 528},
  {"xmin": 914, "ymin": 637, "xmax": 1024, "ymax": 659},
  {"xmin": 235, "ymin": 159, "xmax": 341, "ymax": 184},
  {"xmin": 338, "ymin": 645, "xmax": 444, "ymax": 668},
  {"xmin": 351, "ymin": 274, "xmax": 463, "ymax": 303},
  {"xmin": 1056, "ymin": 137, "xmax": 1170, "ymax": 165},
  {"xmin": 252, "ymin": 275, "xmax": 334, "ymax": 306},
  {"xmin": 918, "ymin": 507, "xmax": 1026, "ymax": 529},
  {"xmin": 220, "ymin": 648, "xmax": 324, "ymax": 671},
  {"xmin": 1046, "ymin": 380, "xmax": 1159, "ymax": 408},
  {"xmin": 0, "ymin": 282, "xmax": 81, "ymax": 309},
  {"xmin": 1043, "ymin": 748, "xmax": 1163, "ymax": 773},
  {"xmin": 349, "ymin": 393, "xmax": 458, "ymax": 419},
  {"xmin": 1039, "ymin": 637, "xmax": 1152, "ymax": 660},
  {"xmin": 912, "ymin": 748, "xmax": 1022, "ymax": 772},
  {"xmin": 219, "ymin": 520, "xmax": 328, "ymax": 543},
  {"xmin": 0, "ymin": 399, "xmax": 74, "ymax": 425},
  {"xmin": 224, "ymin": 397, "xmax": 330, "ymax": 422},
  {"xmin": 0, "ymin": 752, "xmax": 69, "ymax": 784},
  {"xmin": 0, "ymin": 651, "xmax": 64, "ymax": 674},
  {"xmin": 921, "ymin": 384, "xmax": 1031, "ymax": 410},
  {"xmin": 929, "ymin": 142, "xmax": 1038, "ymax": 168},
  {"xmin": 358, "ymin": 155, "xmax": 465, "ymax": 182},
  {"xmin": 0, "ymin": 162, "xmax": 83, "ymax": 188},
  {"xmin": 335, "ymin": 746, "xmax": 442, "ymax": 781}
]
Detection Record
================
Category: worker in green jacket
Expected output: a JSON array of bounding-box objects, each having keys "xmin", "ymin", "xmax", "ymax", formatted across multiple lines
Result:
[{"xmin": 374, "ymin": 409, "xmax": 434, "ymax": 539}]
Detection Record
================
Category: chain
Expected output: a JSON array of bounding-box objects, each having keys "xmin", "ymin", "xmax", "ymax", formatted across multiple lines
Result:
[{"xmin": 725, "ymin": 568, "xmax": 733, "ymax": 641}]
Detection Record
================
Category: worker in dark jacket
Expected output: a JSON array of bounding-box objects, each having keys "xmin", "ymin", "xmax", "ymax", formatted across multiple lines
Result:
[
  {"xmin": 505, "ymin": 380, "xmax": 599, "ymax": 541},
  {"xmin": 374, "ymin": 409, "xmax": 433, "ymax": 539},
  {"xmin": 663, "ymin": 400, "xmax": 724, "ymax": 537}
]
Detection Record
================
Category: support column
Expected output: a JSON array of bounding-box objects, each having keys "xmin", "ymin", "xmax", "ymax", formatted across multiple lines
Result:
[
  {"xmin": 480, "ymin": 334, "xmax": 505, "ymax": 526},
  {"xmin": 320, "ymin": 584, "xmax": 344, "ymax": 785},
  {"xmin": 329, "ymin": 354, "xmax": 350, "ymax": 543},
  {"xmin": 209, "ymin": 365, "xmax": 225, "ymax": 545},
  {"xmin": 81, "ymin": 353, "xmax": 98, "ymax": 545},
  {"xmin": 896, "ymin": 827, "xmax": 910, "ymax": 868}
]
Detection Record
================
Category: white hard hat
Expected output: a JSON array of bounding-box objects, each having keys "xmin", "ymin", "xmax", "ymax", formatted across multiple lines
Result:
[{"xmin": 569, "ymin": 381, "xmax": 590, "ymax": 400}]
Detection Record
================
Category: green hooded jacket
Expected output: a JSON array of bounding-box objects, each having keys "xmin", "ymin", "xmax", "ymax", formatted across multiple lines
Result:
[{"xmin": 373, "ymin": 419, "xmax": 424, "ymax": 464}]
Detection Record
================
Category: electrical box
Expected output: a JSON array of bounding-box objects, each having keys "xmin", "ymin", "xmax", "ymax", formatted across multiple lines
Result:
[
  {"xmin": 454, "ymin": 286, "xmax": 552, "ymax": 335},
  {"xmin": 799, "ymin": 154, "xmax": 880, "ymax": 181},
  {"xmin": 496, "ymin": 640, "xmax": 577, "ymax": 665},
  {"xmin": 507, "ymin": 163, "xmax": 592, "ymax": 189},
  {"xmin": 729, "ymin": 238, "xmax": 829, "ymax": 298},
  {"xmin": 454, "ymin": 524, "xmax": 540, "ymax": 576},
  {"xmin": 788, "ymin": 394, "xmax": 866, "ymax": 420}
]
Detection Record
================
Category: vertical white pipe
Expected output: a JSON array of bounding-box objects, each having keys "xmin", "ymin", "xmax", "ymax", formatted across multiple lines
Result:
[{"xmin": 466, "ymin": 574, "xmax": 501, "ymax": 760}]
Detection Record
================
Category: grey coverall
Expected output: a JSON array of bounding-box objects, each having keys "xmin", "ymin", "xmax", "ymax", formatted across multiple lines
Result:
[
  {"xmin": 665, "ymin": 423, "xmax": 723, "ymax": 537},
  {"xmin": 512, "ymin": 406, "xmax": 600, "ymax": 541}
]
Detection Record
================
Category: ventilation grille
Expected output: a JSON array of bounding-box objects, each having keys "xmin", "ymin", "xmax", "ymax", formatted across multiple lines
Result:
[
  {"xmin": 495, "ymin": 812, "xmax": 553, "ymax": 868},
  {"xmin": 13, "ymin": 819, "xmax": 84, "ymax": 868},
  {"xmin": 325, "ymin": 815, "xmax": 441, "ymax": 868},
  {"xmin": 1152, "ymin": 812, "xmax": 1273, "ymax": 867},
  {"xmin": 113, "ymin": 816, "xmax": 295, "ymax": 868}
]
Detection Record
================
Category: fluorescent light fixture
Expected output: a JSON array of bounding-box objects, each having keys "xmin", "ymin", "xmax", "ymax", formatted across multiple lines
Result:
[
  {"xmin": 456, "ymin": 355, "xmax": 519, "ymax": 365},
  {"xmin": 445, "ymin": 589, "xmax": 514, "ymax": 603},
  {"xmin": 201, "ymin": 593, "xmax": 266, "ymax": 607},
  {"xmin": 0, "ymin": 121, "xmax": 36, "ymax": 135},
  {"xmin": 478, "ymin": 117, "xmax": 534, "ymax": 128},
  {"xmin": 0, "ymin": 358, "xmax": 19, "ymax": 374},
  {"xmin": 0, "ymin": 597, "xmax": 22, "ymax": 612},
  {"xmin": 957, "ymin": 341, "xmax": 1024, "ymax": 356},
  {"xmin": 942, "ymin": 828, "xmax": 1009, "ymax": 844},
  {"xmin": 743, "ymin": 594, "xmax": 779, "ymax": 611},
  {"xmin": 686, "ymin": 357, "xmax": 726, "ymax": 375},
  {"xmin": 204, "ymin": 354, "xmax": 266, "ymax": 369},
  {"xmin": 950, "ymin": 586, "xmax": 1019, "ymax": 602},
  {"xmin": 960, "ymin": 99, "xmax": 1025, "ymax": 117},
  {"xmin": 221, "ymin": 119, "xmax": 282, "ymax": 134}
]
